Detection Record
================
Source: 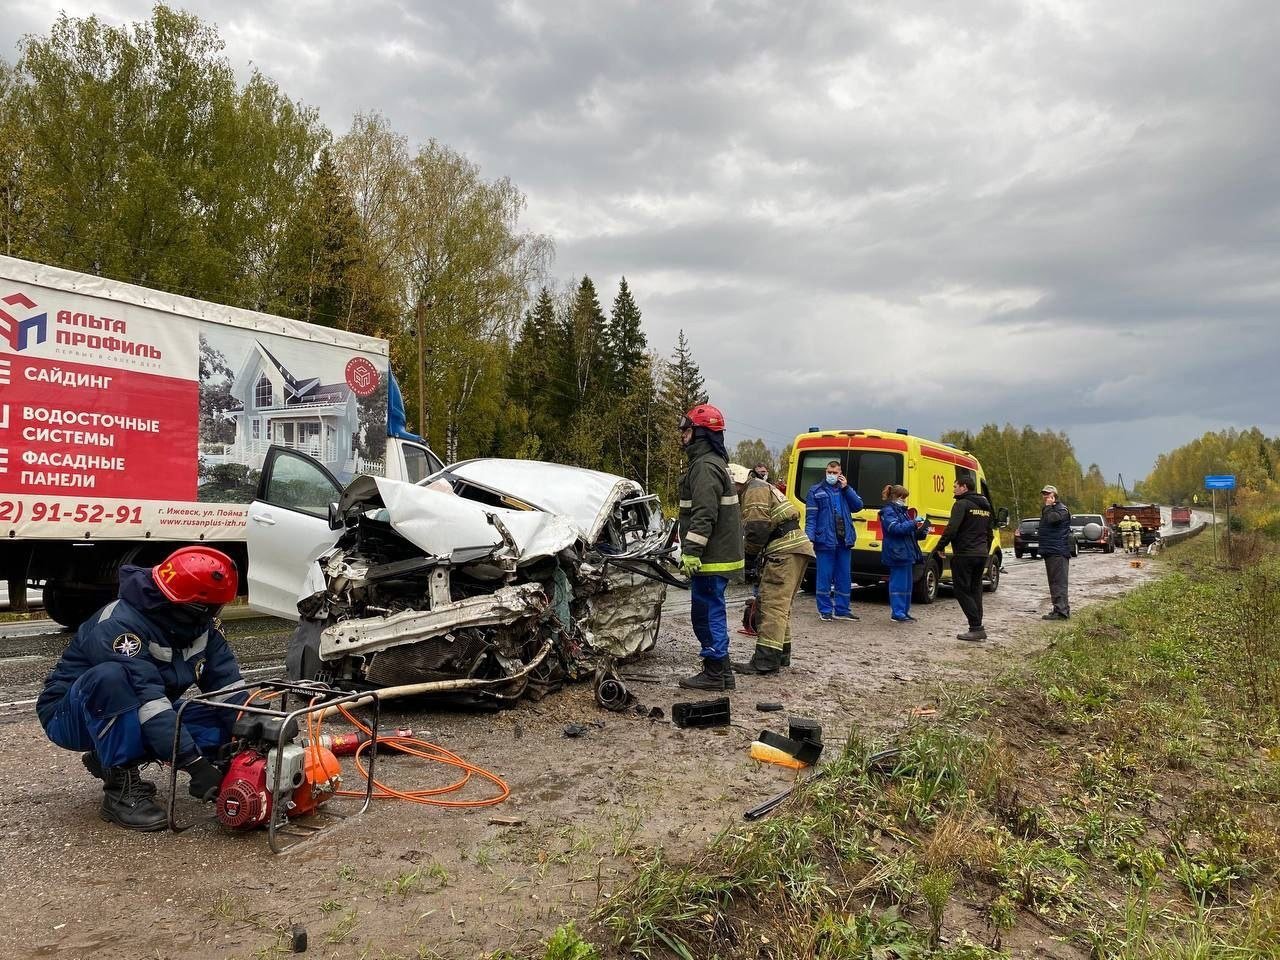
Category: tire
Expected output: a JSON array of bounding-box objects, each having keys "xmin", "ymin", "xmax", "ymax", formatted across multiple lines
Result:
[
  {"xmin": 41, "ymin": 579, "xmax": 110, "ymax": 629},
  {"xmin": 1104, "ymin": 541, "xmax": 1114, "ymax": 554},
  {"xmin": 1014, "ymin": 548, "xmax": 1024, "ymax": 559},
  {"xmin": 984, "ymin": 558, "xmax": 1001, "ymax": 593},
  {"xmin": 911, "ymin": 558, "xmax": 939, "ymax": 605},
  {"xmin": 1029, "ymin": 550, "xmax": 1038, "ymax": 559},
  {"xmin": 1071, "ymin": 541, "xmax": 1079, "ymax": 558}
]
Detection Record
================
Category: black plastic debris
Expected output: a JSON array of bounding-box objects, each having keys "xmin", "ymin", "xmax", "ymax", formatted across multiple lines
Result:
[
  {"xmin": 671, "ymin": 697, "xmax": 731, "ymax": 728},
  {"xmin": 756, "ymin": 701, "xmax": 784, "ymax": 713},
  {"xmin": 758, "ymin": 729, "xmax": 824, "ymax": 766},
  {"xmin": 562, "ymin": 723, "xmax": 591, "ymax": 738},
  {"xmin": 789, "ymin": 718, "xmax": 822, "ymax": 745}
]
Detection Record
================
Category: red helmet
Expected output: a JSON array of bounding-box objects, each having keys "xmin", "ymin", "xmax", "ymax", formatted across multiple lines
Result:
[
  {"xmin": 679, "ymin": 403, "xmax": 726, "ymax": 432},
  {"xmin": 152, "ymin": 546, "xmax": 239, "ymax": 606}
]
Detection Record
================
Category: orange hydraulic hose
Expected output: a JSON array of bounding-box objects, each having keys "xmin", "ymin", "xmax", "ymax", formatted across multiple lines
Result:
[{"xmin": 317, "ymin": 703, "xmax": 510, "ymax": 808}]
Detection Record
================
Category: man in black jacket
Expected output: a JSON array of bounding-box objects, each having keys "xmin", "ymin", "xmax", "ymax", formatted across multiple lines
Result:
[
  {"xmin": 934, "ymin": 477, "xmax": 994, "ymax": 641},
  {"xmin": 1038, "ymin": 485, "xmax": 1072, "ymax": 620}
]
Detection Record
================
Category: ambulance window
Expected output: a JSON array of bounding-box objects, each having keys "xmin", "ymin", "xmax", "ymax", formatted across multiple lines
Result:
[
  {"xmin": 851, "ymin": 452, "xmax": 903, "ymax": 507},
  {"xmin": 795, "ymin": 450, "xmax": 903, "ymax": 508},
  {"xmin": 957, "ymin": 466, "xmax": 977, "ymax": 490}
]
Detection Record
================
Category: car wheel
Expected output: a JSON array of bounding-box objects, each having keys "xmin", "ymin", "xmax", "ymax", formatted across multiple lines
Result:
[
  {"xmin": 1014, "ymin": 548, "xmax": 1024, "ymax": 559},
  {"xmin": 912, "ymin": 558, "xmax": 939, "ymax": 605},
  {"xmin": 1071, "ymin": 541, "xmax": 1079, "ymax": 558},
  {"xmin": 1029, "ymin": 550, "xmax": 1038, "ymax": 559},
  {"xmin": 983, "ymin": 558, "xmax": 1001, "ymax": 593}
]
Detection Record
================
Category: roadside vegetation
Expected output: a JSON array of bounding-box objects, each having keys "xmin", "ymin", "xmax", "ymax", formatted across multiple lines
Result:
[{"xmin": 520, "ymin": 509, "xmax": 1280, "ymax": 959}]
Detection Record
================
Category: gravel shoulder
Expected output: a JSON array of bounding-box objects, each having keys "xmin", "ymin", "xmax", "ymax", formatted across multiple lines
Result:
[{"xmin": 0, "ymin": 550, "xmax": 1157, "ymax": 959}]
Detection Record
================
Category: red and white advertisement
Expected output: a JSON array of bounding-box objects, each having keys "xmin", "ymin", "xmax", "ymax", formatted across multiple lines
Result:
[{"xmin": 0, "ymin": 260, "xmax": 389, "ymax": 541}]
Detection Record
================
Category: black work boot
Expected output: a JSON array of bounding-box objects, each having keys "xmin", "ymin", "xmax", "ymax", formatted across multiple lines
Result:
[
  {"xmin": 731, "ymin": 647, "xmax": 783, "ymax": 675},
  {"xmin": 100, "ymin": 766, "xmax": 168, "ymax": 832},
  {"xmin": 780, "ymin": 642, "xmax": 792, "ymax": 667},
  {"xmin": 83, "ymin": 751, "xmax": 157, "ymax": 797},
  {"xmin": 957, "ymin": 628, "xmax": 988, "ymax": 642},
  {"xmin": 679, "ymin": 657, "xmax": 736, "ymax": 691}
]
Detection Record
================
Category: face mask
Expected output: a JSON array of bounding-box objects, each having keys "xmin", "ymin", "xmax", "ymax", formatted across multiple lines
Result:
[
  {"xmin": 895, "ymin": 497, "xmax": 907, "ymax": 506},
  {"xmin": 825, "ymin": 474, "xmax": 839, "ymax": 485},
  {"xmin": 754, "ymin": 470, "xmax": 768, "ymax": 481}
]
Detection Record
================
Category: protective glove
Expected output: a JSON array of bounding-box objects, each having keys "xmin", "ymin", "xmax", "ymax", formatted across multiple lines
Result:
[
  {"xmin": 680, "ymin": 554, "xmax": 703, "ymax": 577},
  {"xmin": 744, "ymin": 556, "xmax": 760, "ymax": 584},
  {"xmin": 184, "ymin": 756, "xmax": 223, "ymax": 802}
]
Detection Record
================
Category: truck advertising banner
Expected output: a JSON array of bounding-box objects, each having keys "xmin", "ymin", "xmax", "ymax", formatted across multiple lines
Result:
[{"xmin": 0, "ymin": 260, "xmax": 389, "ymax": 541}]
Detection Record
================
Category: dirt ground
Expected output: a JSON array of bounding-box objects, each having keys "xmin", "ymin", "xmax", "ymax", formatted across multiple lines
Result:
[{"xmin": 0, "ymin": 551, "xmax": 1157, "ymax": 960}]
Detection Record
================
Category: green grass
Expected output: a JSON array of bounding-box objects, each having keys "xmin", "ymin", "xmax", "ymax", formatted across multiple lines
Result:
[{"xmin": 543, "ymin": 525, "xmax": 1280, "ymax": 959}]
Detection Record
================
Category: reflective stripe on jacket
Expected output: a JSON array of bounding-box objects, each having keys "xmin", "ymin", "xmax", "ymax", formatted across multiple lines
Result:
[
  {"xmin": 678, "ymin": 438, "xmax": 745, "ymax": 576},
  {"xmin": 742, "ymin": 477, "xmax": 815, "ymax": 559},
  {"xmin": 804, "ymin": 481, "xmax": 864, "ymax": 551}
]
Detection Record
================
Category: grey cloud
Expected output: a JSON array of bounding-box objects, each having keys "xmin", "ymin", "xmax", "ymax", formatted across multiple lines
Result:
[{"xmin": 2, "ymin": 0, "xmax": 1278, "ymax": 479}]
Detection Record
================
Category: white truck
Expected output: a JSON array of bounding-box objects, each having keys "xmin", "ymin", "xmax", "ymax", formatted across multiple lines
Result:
[{"xmin": 0, "ymin": 255, "xmax": 442, "ymax": 626}]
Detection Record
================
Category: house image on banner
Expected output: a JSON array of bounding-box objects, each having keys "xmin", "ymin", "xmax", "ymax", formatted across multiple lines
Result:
[{"xmin": 213, "ymin": 341, "xmax": 363, "ymax": 477}]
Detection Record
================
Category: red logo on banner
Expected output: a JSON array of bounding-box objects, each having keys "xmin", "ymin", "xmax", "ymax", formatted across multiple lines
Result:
[{"xmin": 345, "ymin": 357, "xmax": 380, "ymax": 397}]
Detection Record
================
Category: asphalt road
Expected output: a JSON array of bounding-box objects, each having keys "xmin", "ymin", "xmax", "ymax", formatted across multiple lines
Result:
[{"xmin": 0, "ymin": 506, "xmax": 1211, "ymax": 705}]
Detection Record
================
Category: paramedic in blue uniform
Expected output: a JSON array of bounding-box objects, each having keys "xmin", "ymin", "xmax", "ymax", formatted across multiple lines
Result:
[{"xmin": 37, "ymin": 546, "xmax": 247, "ymax": 831}]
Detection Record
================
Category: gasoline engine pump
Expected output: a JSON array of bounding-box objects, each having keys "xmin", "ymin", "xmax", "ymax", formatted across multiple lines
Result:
[
  {"xmin": 167, "ymin": 679, "xmax": 381, "ymax": 853},
  {"xmin": 213, "ymin": 713, "xmax": 342, "ymax": 830}
]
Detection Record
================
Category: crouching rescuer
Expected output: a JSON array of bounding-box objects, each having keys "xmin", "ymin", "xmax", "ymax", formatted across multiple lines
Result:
[
  {"xmin": 729, "ymin": 462, "xmax": 814, "ymax": 675},
  {"xmin": 37, "ymin": 547, "xmax": 247, "ymax": 831},
  {"xmin": 676, "ymin": 404, "xmax": 745, "ymax": 690}
]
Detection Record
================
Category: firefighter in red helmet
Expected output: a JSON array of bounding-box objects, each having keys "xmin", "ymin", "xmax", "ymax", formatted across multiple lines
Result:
[
  {"xmin": 37, "ymin": 547, "xmax": 247, "ymax": 831},
  {"xmin": 676, "ymin": 403, "xmax": 745, "ymax": 689}
]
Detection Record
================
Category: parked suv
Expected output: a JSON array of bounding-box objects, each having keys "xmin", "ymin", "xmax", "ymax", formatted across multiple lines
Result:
[
  {"xmin": 1013, "ymin": 517, "xmax": 1079, "ymax": 559},
  {"xmin": 1070, "ymin": 513, "xmax": 1115, "ymax": 553}
]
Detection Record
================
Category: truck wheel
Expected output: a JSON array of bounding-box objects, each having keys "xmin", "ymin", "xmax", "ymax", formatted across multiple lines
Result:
[
  {"xmin": 911, "ymin": 558, "xmax": 939, "ymax": 605},
  {"xmin": 41, "ymin": 580, "xmax": 109, "ymax": 630},
  {"xmin": 983, "ymin": 559, "xmax": 1001, "ymax": 593}
]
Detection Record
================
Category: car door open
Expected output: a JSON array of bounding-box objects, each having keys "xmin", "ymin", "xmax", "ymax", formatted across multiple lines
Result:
[{"xmin": 246, "ymin": 445, "xmax": 344, "ymax": 620}]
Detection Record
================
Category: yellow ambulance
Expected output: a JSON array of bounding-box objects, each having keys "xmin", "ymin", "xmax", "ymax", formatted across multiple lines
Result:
[{"xmin": 784, "ymin": 428, "xmax": 1008, "ymax": 603}]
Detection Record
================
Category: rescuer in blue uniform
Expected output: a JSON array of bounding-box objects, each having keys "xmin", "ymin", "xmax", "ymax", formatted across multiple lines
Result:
[
  {"xmin": 805, "ymin": 460, "xmax": 865, "ymax": 621},
  {"xmin": 37, "ymin": 547, "xmax": 246, "ymax": 831}
]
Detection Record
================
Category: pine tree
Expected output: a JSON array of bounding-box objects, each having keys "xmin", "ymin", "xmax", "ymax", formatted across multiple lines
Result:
[
  {"xmin": 609, "ymin": 277, "xmax": 647, "ymax": 387},
  {"xmin": 564, "ymin": 276, "xmax": 612, "ymax": 401},
  {"xmin": 660, "ymin": 329, "xmax": 709, "ymax": 415}
]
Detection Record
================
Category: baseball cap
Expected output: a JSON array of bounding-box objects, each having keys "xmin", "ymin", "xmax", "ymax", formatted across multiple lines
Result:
[{"xmin": 1041, "ymin": 485, "xmax": 1058, "ymax": 495}]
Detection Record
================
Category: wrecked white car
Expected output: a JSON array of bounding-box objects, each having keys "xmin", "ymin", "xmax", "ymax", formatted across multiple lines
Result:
[{"xmin": 245, "ymin": 448, "xmax": 672, "ymax": 706}]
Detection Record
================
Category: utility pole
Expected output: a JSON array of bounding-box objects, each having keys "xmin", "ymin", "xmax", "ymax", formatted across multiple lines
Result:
[{"xmin": 414, "ymin": 293, "xmax": 427, "ymax": 437}]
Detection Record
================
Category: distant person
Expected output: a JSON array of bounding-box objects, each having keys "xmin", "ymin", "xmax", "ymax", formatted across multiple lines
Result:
[
  {"xmin": 878, "ymin": 484, "xmax": 928, "ymax": 623},
  {"xmin": 676, "ymin": 404, "xmax": 744, "ymax": 690},
  {"xmin": 730, "ymin": 462, "xmax": 814, "ymax": 674},
  {"xmin": 1038, "ymin": 485, "xmax": 1072, "ymax": 620},
  {"xmin": 933, "ymin": 477, "xmax": 995, "ymax": 641},
  {"xmin": 1122, "ymin": 515, "xmax": 1142, "ymax": 553},
  {"xmin": 752, "ymin": 463, "xmax": 770, "ymax": 482},
  {"xmin": 805, "ymin": 460, "xmax": 864, "ymax": 622}
]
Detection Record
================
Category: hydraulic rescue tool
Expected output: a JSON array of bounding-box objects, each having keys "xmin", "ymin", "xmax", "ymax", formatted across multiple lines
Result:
[{"xmin": 167, "ymin": 679, "xmax": 380, "ymax": 853}]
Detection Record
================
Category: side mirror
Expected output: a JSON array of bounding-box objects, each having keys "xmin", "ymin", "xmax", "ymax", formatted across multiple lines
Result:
[
  {"xmin": 996, "ymin": 507, "xmax": 1010, "ymax": 528},
  {"xmin": 327, "ymin": 501, "xmax": 343, "ymax": 531}
]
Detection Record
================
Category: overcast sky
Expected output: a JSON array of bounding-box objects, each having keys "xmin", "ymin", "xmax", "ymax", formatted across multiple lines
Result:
[{"xmin": 4, "ymin": 1, "xmax": 1278, "ymax": 483}]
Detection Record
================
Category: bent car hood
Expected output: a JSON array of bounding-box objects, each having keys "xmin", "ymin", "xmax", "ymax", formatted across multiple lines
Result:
[
  {"xmin": 340, "ymin": 475, "xmax": 577, "ymax": 564},
  {"xmin": 438, "ymin": 459, "xmax": 646, "ymax": 544}
]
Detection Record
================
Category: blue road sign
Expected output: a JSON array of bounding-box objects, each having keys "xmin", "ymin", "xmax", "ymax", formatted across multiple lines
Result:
[{"xmin": 1204, "ymin": 475, "xmax": 1236, "ymax": 489}]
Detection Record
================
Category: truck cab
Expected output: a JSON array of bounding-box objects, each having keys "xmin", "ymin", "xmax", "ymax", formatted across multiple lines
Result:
[{"xmin": 785, "ymin": 428, "xmax": 1007, "ymax": 602}]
